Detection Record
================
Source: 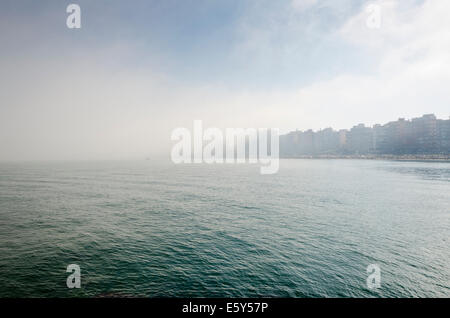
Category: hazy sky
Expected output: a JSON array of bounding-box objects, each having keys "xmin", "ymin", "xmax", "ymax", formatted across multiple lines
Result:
[{"xmin": 1, "ymin": 0, "xmax": 449, "ymax": 160}]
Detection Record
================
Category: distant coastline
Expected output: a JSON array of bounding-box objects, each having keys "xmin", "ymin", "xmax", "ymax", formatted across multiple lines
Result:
[
  {"xmin": 280, "ymin": 114, "xmax": 450, "ymax": 158},
  {"xmin": 281, "ymin": 154, "xmax": 450, "ymax": 161}
]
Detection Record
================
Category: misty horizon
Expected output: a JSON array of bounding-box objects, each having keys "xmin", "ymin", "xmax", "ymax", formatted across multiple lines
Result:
[{"xmin": 1, "ymin": 0, "xmax": 450, "ymax": 160}]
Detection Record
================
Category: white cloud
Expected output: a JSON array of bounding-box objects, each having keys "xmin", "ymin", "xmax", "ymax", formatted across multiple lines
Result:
[
  {"xmin": 280, "ymin": 0, "xmax": 450, "ymax": 128},
  {"xmin": 225, "ymin": 0, "xmax": 450, "ymax": 133},
  {"xmin": 229, "ymin": 0, "xmax": 450, "ymax": 131}
]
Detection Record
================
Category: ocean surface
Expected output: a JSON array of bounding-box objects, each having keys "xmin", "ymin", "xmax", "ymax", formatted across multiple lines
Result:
[{"xmin": 0, "ymin": 159, "xmax": 449, "ymax": 298}]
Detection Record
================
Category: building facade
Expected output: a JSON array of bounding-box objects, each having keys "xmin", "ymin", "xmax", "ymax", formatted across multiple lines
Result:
[{"xmin": 280, "ymin": 114, "xmax": 450, "ymax": 156}]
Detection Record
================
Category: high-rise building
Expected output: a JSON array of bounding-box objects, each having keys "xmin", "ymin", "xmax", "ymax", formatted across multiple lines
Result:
[
  {"xmin": 347, "ymin": 124, "xmax": 373, "ymax": 154},
  {"xmin": 279, "ymin": 114, "xmax": 450, "ymax": 157},
  {"xmin": 437, "ymin": 117, "xmax": 450, "ymax": 154},
  {"xmin": 411, "ymin": 114, "xmax": 438, "ymax": 154}
]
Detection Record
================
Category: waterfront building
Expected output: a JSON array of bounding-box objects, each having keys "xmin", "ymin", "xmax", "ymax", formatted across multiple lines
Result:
[{"xmin": 279, "ymin": 114, "xmax": 450, "ymax": 157}]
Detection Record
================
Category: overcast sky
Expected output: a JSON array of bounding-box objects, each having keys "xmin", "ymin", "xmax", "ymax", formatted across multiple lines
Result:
[{"xmin": 1, "ymin": 0, "xmax": 449, "ymax": 160}]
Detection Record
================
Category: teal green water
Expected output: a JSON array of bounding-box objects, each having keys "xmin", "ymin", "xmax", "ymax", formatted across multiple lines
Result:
[{"xmin": 0, "ymin": 160, "xmax": 449, "ymax": 297}]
